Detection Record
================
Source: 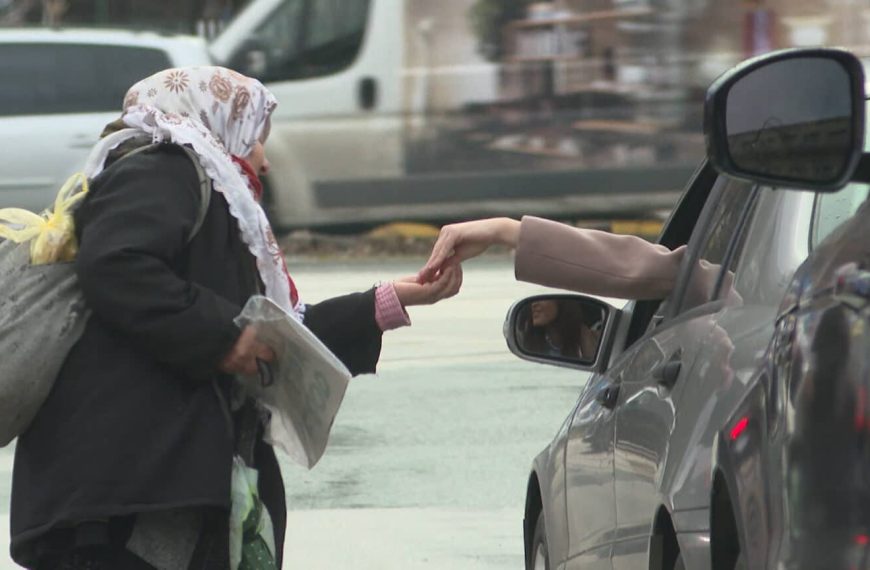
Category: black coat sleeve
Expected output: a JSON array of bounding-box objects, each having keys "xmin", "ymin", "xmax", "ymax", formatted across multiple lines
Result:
[
  {"xmin": 302, "ymin": 288, "xmax": 383, "ymax": 376},
  {"xmin": 74, "ymin": 148, "xmax": 241, "ymax": 380}
]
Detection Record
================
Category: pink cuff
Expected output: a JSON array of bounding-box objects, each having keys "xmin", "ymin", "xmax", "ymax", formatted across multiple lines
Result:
[{"xmin": 375, "ymin": 282, "xmax": 411, "ymax": 331}]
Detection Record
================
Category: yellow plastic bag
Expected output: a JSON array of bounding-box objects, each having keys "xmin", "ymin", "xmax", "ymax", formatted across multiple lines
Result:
[{"xmin": 0, "ymin": 173, "xmax": 89, "ymax": 265}]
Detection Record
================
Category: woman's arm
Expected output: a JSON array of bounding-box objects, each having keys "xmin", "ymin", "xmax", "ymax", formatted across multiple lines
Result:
[
  {"xmin": 515, "ymin": 216, "xmax": 684, "ymax": 300},
  {"xmin": 419, "ymin": 216, "xmax": 685, "ymax": 301},
  {"xmin": 302, "ymin": 289, "xmax": 382, "ymax": 376},
  {"xmin": 303, "ymin": 264, "xmax": 463, "ymax": 376}
]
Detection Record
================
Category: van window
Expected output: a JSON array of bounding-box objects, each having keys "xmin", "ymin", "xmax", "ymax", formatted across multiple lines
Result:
[
  {"xmin": 0, "ymin": 43, "xmax": 171, "ymax": 116},
  {"xmin": 256, "ymin": 0, "xmax": 370, "ymax": 82}
]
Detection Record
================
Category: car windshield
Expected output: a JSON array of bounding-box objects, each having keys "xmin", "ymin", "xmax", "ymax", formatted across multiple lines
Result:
[{"xmin": 0, "ymin": 43, "xmax": 171, "ymax": 116}]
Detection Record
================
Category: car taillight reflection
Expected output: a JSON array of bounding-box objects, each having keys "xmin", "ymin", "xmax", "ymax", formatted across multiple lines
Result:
[{"xmin": 730, "ymin": 417, "xmax": 749, "ymax": 441}]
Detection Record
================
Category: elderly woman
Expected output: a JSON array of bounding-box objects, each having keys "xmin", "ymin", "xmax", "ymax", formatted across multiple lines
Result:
[{"xmin": 9, "ymin": 68, "xmax": 461, "ymax": 570}]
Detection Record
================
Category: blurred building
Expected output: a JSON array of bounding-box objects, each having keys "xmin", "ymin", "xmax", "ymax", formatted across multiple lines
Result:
[
  {"xmin": 0, "ymin": 0, "xmax": 252, "ymax": 35},
  {"xmin": 497, "ymin": 0, "xmax": 870, "ymax": 126}
]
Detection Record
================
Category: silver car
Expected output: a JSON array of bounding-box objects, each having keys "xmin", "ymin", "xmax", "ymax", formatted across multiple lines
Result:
[{"xmin": 507, "ymin": 48, "xmax": 870, "ymax": 570}]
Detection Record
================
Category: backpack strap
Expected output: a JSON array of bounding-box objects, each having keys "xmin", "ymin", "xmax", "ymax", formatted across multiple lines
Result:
[
  {"xmin": 115, "ymin": 143, "xmax": 212, "ymax": 242},
  {"xmin": 177, "ymin": 146, "xmax": 212, "ymax": 243}
]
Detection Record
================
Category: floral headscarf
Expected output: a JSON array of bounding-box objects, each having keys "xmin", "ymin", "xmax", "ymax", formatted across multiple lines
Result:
[{"xmin": 83, "ymin": 67, "xmax": 302, "ymax": 319}]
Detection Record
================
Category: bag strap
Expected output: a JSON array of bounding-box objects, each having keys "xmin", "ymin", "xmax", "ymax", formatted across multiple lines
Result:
[
  {"xmin": 178, "ymin": 146, "xmax": 212, "ymax": 242},
  {"xmin": 114, "ymin": 143, "xmax": 212, "ymax": 242}
]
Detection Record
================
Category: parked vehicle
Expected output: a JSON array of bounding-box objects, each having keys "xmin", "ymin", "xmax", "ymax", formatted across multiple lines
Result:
[
  {"xmin": 0, "ymin": 28, "xmax": 211, "ymax": 212},
  {"xmin": 507, "ymin": 48, "xmax": 870, "ymax": 569},
  {"xmin": 209, "ymin": 0, "xmax": 708, "ymax": 229}
]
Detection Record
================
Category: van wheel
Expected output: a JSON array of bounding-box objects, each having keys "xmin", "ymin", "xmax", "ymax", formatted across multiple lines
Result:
[{"xmin": 527, "ymin": 511, "xmax": 549, "ymax": 570}]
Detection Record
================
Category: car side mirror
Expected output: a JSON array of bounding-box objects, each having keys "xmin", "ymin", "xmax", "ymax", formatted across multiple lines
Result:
[
  {"xmin": 704, "ymin": 48, "xmax": 866, "ymax": 192},
  {"xmin": 229, "ymin": 39, "xmax": 269, "ymax": 79},
  {"xmin": 503, "ymin": 294, "xmax": 620, "ymax": 371}
]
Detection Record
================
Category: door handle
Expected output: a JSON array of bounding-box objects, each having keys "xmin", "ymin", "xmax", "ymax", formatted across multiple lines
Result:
[
  {"xmin": 358, "ymin": 77, "xmax": 378, "ymax": 110},
  {"xmin": 595, "ymin": 384, "xmax": 620, "ymax": 410},
  {"xmin": 653, "ymin": 351, "xmax": 682, "ymax": 389}
]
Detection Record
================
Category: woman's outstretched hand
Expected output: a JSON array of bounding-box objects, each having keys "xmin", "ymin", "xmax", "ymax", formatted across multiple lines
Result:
[
  {"xmin": 394, "ymin": 262, "xmax": 463, "ymax": 306},
  {"xmin": 417, "ymin": 218, "xmax": 521, "ymax": 284}
]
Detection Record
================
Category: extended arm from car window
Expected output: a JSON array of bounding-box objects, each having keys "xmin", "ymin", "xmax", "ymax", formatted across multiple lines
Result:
[
  {"xmin": 514, "ymin": 216, "xmax": 685, "ymax": 300},
  {"xmin": 418, "ymin": 215, "xmax": 744, "ymax": 310}
]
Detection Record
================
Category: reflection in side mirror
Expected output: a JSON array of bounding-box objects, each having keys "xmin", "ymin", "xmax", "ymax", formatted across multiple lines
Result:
[
  {"xmin": 705, "ymin": 49, "xmax": 865, "ymax": 192},
  {"xmin": 505, "ymin": 295, "xmax": 613, "ymax": 368}
]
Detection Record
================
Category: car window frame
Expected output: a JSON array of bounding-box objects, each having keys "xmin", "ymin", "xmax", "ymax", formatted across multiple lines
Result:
[
  {"xmin": 603, "ymin": 177, "xmax": 760, "ymax": 381},
  {"xmin": 707, "ymin": 184, "xmax": 761, "ymax": 302},
  {"xmin": 622, "ymin": 161, "xmax": 718, "ymax": 348},
  {"xmin": 0, "ymin": 41, "xmax": 172, "ymax": 117},
  {"xmin": 253, "ymin": 0, "xmax": 372, "ymax": 83},
  {"xmin": 665, "ymin": 177, "xmax": 760, "ymax": 319}
]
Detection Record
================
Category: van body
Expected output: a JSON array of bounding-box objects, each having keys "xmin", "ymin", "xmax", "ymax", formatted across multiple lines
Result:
[{"xmin": 210, "ymin": 0, "xmax": 705, "ymax": 229}]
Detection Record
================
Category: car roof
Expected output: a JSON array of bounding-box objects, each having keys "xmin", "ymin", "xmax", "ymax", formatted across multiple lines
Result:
[{"xmin": 0, "ymin": 27, "xmax": 207, "ymax": 50}]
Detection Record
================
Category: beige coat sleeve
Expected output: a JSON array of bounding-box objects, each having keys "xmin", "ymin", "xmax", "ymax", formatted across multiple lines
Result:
[{"xmin": 514, "ymin": 216, "xmax": 686, "ymax": 300}]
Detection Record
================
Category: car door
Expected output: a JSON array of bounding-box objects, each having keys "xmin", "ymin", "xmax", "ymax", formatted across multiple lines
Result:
[
  {"xmin": 0, "ymin": 42, "xmax": 171, "ymax": 211},
  {"xmin": 609, "ymin": 176, "xmax": 759, "ymax": 568},
  {"xmin": 560, "ymin": 164, "xmax": 719, "ymax": 570}
]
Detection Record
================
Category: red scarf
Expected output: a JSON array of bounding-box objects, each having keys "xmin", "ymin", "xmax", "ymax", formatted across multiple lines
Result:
[
  {"xmin": 231, "ymin": 155, "xmax": 300, "ymax": 307},
  {"xmin": 231, "ymin": 155, "xmax": 264, "ymax": 201}
]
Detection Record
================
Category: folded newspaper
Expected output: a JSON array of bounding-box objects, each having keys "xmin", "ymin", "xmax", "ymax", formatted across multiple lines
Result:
[{"xmin": 234, "ymin": 296, "xmax": 351, "ymax": 469}]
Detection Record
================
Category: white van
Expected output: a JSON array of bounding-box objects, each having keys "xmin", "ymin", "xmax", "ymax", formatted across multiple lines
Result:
[{"xmin": 210, "ymin": 0, "xmax": 703, "ymax": 230}]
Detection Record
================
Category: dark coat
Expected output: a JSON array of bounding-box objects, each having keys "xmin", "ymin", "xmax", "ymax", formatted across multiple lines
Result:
[{"xmin": 10, "ymin": 144, "xmax": 383, "ymax": 567}]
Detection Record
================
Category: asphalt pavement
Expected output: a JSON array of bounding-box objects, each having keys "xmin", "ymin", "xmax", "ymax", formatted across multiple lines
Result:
[{"xmin": 0, "ymin": 256, "xmax": 593, "ymax": 569}]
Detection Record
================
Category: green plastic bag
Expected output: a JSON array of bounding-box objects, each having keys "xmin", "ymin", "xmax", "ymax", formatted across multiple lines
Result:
[{"xmin": 230, "ymin": 456, "xmax": 277, "ymax": 570}]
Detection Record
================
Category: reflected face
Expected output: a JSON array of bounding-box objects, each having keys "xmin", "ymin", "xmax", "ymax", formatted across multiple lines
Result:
[{"xmin": 531, "ymin": 300, "xmax": 558, "ymax": 327}]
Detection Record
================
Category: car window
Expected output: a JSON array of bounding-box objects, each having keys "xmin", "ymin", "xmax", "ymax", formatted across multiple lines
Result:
[
  {"xmin": 254, "ymin": 0, "xmax": 305, "ymax": 74},
  {"xmin": 0, "ymin": 43, "xmax": 171, "ymax": 116},
  {"xmin": 728, "ymin": 187, "xmax": 813, "ymax": 307},
  {"xmin": 257, "ymin": 0, "xmax": 370, "ymax": 82},
  {"xmin": 812, "ymin": 182, "xmax": 870, "ymax": 248},
  {"xmin": 623, "ymin": 164, "xmax": 718, "ymax": 347},
  {"xmin": 674, "ymin": 177, "xmax": 757, "ymax": 314}
]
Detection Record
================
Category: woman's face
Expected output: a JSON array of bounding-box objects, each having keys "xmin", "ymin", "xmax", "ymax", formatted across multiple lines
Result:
[
  {"xmin": 245, "ymin": 140, "xmax": 271, "ymax": 176},
  {"xmin": 531, "ymin": 300, "xmax": 559, "ymax": 327}
]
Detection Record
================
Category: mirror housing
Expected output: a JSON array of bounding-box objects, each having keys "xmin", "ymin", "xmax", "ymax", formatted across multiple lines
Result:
[
  {"xmin": 503, "ymin": 294, "xmax": 620, "ymax": 372},
  {"xmin": 228, "ymin": 39, "xmax": 269, "ymax": 80},
  {"xmin": 704, "ymin": 48, "xmax": 865, "ymax": 192}
]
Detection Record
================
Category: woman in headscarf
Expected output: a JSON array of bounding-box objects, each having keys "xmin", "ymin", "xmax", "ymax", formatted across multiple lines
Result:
[{"xmin": 9, "ymin": 67, "xmax": 461, "ymax": 570}]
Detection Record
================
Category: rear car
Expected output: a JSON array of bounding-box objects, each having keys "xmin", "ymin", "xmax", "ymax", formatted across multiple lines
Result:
[
  {"xmin": 506, "ymin": 49, "xmax": 870, "ymax": 569},
  {"xmin": 0, "ymin": 28, "xmax": 211, "ymax": 211}
]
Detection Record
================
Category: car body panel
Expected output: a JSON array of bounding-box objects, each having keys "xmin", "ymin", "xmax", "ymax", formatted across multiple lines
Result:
[
  {"xmin": 563, "ymin": 371, "xmax": 619, "ymax": 564},
  {"xmin": 528, "ymin": 411, "xmax": 573, "ymax": 567},
  {"xmin": 675, "ymin": 532, "xmax": 712, "ymax": 570},
  {"xmin": 513, "ymin": 53, "xmax": 870, "ymax": 569},
  {"xmin": 664, "ymin": 188, "xmax": 814, "ymax": 515},
  {"xmin": 520, "ymin": 162, "xmax": 856, "ymax": 569}
]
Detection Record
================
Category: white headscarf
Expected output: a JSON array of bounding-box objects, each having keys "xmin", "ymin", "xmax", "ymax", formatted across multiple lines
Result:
[{"xmin": 83, "ymin": 67, "xmax": 303, "ymax": 319}]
